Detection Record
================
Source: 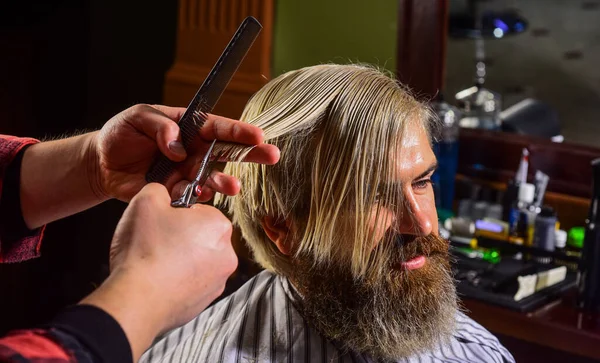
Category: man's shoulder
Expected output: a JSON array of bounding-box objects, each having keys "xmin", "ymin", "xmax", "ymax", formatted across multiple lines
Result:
[
  {"xmin": 181, "ymin": 269, "xmax": 279, "ymax": 340},
  {"xmin": 454, "ymin": 310, "xmax": 499, "ymax": 342},
  {"xmin": 141, "ymin": 270, "xmax": 281, "ymax": 362},
  {"xmin": 451, "ymin": 310, "xmax": 515, "ymax": 362},
  {"xmin": 212, "ymin": 270, "xmax": 278, "ymax": 313}
]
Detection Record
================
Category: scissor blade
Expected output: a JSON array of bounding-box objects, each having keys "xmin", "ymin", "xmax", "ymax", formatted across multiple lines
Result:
[
  {"xmin": 194, "ymin": 139, "xmax": 218, "ymax": 184},
  {"xmin": 146, "ymin": 16, "xmax": 262, "ymax": 184}
]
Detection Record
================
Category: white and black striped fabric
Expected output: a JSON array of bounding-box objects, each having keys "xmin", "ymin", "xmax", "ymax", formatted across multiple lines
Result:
[{"xmin": 140, "ymin": 271, "xmax": 515, "ymax": 363}]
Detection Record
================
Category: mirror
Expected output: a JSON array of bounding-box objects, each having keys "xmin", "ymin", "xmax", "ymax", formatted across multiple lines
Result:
[{"xmin": 445, "ymin": 0, "xmax": 600, "ymax": 147}]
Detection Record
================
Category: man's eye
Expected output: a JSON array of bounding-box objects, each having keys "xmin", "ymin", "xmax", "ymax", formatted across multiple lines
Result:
[{"xmin": 412, "ymin": 179, "xmax": 432, "ymax": 190}]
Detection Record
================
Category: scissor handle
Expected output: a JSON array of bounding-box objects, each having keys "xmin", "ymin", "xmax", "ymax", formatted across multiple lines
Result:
[{"xmin": 171, "ymin": 183, "xmax": 199, "ymax": 208}]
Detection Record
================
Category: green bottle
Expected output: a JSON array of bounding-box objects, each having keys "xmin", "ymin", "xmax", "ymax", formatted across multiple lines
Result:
[{"xmin": 455, "ymin": 247, "xmax": 501, "ymax": 264}]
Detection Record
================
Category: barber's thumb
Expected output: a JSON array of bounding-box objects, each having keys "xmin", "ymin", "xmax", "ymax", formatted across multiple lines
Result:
[
  {"xmin": 170, "ymin": 180, "xmax": 191, "ymax": 201},
  {"xmin": 159, "ymin": 123, "xmax": 187, "ymax": 161},
  {"xmin": 136, "ymin": 183, "xmax": 171, "ymax": 204}
]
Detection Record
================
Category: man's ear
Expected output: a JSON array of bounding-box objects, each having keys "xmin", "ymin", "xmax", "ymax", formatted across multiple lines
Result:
[{"xmin": 261, "ymin": 216, "xmax": 293, "ymax": 255}]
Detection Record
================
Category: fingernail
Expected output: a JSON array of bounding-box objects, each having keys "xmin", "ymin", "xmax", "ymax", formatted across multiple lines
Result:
[{"xmin": 168, "ymin": 141, "xmax": 186, "ymax": 156}]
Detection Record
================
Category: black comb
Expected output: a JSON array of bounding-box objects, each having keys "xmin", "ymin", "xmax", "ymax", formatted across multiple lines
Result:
[{"xmin": 146, "ymin": 16, "xmax": 262, "ymax": 184}]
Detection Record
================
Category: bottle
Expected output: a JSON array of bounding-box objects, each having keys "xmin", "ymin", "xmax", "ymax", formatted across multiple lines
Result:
[
  {"xmin": 568, "ymin": 226, "xmax": 585, "ymax": 250},
  {"xmin": 578, "ymin": 158, "xmax": 600, "ymax": 312},
  {"xmin": 432, "ymin": 95, "xmax": 461, "ymax": 212},
  {"xmin": 444, "ymin": 217, "xmax": 476, "ymax": 238},
  {"xmin": 554, "ymin": 229, "xmax": 577, "ymax": 270},
  {"xmin": 502, "ymin": 179, "xmax": 520, "ymax": 222},
  {"xmin": 533, "ymin": 206, "xmax": 557, "ymax": 264},
  {"xmin": 509, "ymin": 211, "xmax": 528, "ymax": 260},
  {"xmin": 509, "ymin": 183, "xmax": 535, "ymax": 236},
  {"xmin": 532, "ymin": 170, "xmax": 549, "ymax": 213},
  {"xmin": 514, "ymin": 148, "xmax": 529, "ymax": 185},
  {"xmin": 503, "ymin": 149, "xmax": 531, "ymax": 222},
  {"xmin": 555, "ymin": 229, "xmax": 567, "ymax": 253},
  {"xmin": 486, "ymin": 203, "xmax": 503, "ymax": 221}
]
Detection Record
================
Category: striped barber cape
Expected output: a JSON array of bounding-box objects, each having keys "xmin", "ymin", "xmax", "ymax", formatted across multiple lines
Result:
[{"xmin": 141, "ymin": 270, "xmax": 515, "ymax": 363}]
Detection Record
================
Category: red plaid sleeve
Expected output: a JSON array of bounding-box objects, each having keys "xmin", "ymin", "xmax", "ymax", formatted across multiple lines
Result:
[
  {"xmin": 0, "ymin": 329, "xmax": 73, "ymax": 362},
  {"xmin": 0, "ymin": 135, "xmax": 46, "ymax": 263},
  {"xmin": 0, "ymin": 305, "xmax": 131, "ymax": 363}
]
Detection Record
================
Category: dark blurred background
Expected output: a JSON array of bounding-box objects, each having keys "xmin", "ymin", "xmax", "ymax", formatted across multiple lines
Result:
[{"xmin": 0, "ymin": 0, "xmax": 178, "ymax": 333}]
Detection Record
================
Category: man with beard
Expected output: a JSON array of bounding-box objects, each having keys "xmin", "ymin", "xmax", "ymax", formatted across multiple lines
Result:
[{"xmin": 142, "ymin": 64, "xmax": 514, "ymax": 363}]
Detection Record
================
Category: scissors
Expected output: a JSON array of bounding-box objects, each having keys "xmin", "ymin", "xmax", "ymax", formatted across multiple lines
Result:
[{"xmin": 171, "ymin": 139, "xmax": 221, "ymax": 208}]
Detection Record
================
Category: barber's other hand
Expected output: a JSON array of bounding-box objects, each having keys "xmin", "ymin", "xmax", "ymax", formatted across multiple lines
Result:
[
  {"xmin": 91, "ymin": 104, "xmax": 279, "ymax": 202},
  {"xmin": 81, "ymin": 183, "xmax": 238, "ymax": 361}
]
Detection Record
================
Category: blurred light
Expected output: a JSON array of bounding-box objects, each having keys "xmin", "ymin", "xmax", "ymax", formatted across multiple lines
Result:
[
  {"xmin": 475, "ymin": 220, "xmax": 504, "ymax": 233},
  {"xmin": 493, "ymin": 28, "xmax": 504, "ymax": 38},
  {"xmin": 484, "ymin": 99, "xmax": 496, "ymax": 112},
  {"xmin": 514, "ymin": 22, "xmax": 525, "ymax": 32},
  {"xmin": 493, "ymin": 19, "xmax": 509, "ymax": 32},
  {"xmin": 455, "ymin": 86, "xmax": 479, "ymax": 100},
  {"xmin": 444, "ymin": 110, "xmax": 456, "ymax": 125}
]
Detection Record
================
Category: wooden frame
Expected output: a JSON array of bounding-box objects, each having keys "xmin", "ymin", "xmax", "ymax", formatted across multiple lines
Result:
[
  {"xmin": 396, "ymin": 0, "xmax": 449, "ymax": 100},
  {"xmin": 163, "ymin": 0, "xmax": 274, "ymax": 119}
]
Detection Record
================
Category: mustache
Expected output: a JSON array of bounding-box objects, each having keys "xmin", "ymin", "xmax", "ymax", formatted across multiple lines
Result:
[{"xmin": 391, "ymin": 233, "xmax": 449, "ymax": 262}]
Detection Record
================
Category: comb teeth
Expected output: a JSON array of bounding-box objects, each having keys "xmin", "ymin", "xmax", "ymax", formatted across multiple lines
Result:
[
  {"xmin": 180, "ymin": 109, "xmax": 208, "ymax": 148},
  {"xmin": 145, "ymin": 156, "xmax": 177, "ymax": 184}
]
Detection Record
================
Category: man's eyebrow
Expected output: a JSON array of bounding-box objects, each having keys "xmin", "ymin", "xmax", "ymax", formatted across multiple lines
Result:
[
  {"xmin": 413, "ymin": 161, "xmax": 438, "ymax": 182},
  {"xmin": 376, "ymin": 161, "xmax": 439, "ymax": 194}
]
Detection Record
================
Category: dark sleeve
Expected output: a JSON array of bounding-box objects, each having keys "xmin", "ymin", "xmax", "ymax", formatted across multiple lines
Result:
[
  {"xmin": 0, "ymin": 305, "xmax": 132, "ymax": 363},
  {"xmin": 0, "ymin": 136, "xmax": 46, "ymax": 263}
]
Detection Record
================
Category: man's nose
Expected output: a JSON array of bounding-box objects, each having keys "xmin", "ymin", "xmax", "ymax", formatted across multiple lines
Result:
[{"xmin": 397, "ymin": 194, "xmax": 433, "ymax": 236}]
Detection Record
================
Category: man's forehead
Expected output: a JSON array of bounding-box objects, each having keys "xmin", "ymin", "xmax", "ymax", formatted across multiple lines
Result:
[{"xmin": 392, "ymin": 123, "xmax": 436, "ymax": 181}]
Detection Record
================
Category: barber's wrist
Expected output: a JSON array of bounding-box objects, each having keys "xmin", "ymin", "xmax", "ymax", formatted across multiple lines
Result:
[
  {"xmin": 20, "ymin": 132, "xmax": 109, "ymax": 229},
  {"xmin": 80, "ymin": 269, "xmax": 168, "ymax": 361},
  {"xmin": 84, "ymin": 131, "xmax": 110, "ymax": 201}
]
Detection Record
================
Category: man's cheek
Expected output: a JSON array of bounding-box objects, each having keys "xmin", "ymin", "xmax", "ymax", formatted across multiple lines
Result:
[{"xmin": 369, "ymin": 210, "xmax": 395, "ymax": 250}]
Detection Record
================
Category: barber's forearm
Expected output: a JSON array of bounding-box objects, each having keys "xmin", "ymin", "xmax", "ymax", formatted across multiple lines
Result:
[
  {"xmin": 80, "ymin": 271, "xmax": 166, "ymax": 362},
  {"xmin": 20, "ymin": 132, "xmax": 107, "ymax": 229}
]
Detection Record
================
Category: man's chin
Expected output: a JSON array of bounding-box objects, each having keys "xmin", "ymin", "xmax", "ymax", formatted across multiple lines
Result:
[{"xmin": 291, "ymin": 253, "xmax": 457, "ymax": 360}]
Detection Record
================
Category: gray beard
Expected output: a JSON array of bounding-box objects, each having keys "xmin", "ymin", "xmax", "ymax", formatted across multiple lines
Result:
[{"xmin": 289, "ymin": 253, "xmax": 457, "ymax": 360}]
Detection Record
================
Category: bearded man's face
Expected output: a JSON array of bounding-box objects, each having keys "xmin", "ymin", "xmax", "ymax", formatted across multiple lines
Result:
[{"xmin": 290, "ymin": 123, "xmax": 457, "ymax": 360}]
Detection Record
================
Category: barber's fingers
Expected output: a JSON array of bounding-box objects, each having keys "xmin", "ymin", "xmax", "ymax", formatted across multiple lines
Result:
[
  {"xmin": 170, "ymin": 171, "xmax": 240, "ymax": 203},
  {"xmin": 170, "ymin": 182, "xmax": 217, "ymax": 204},
  {"xmin": 202, "ymin": 171, "xmax": 241, "ymax": 197},
  {"xmin": 196, "ymin": 188, "xmax": 216, "ymax": 203},
  {"xmin": 127, "ymin": 105, "xmax": 187, "ymax": 162},
  {"xmin": 154, "ymin": 104, "xmax": 265, "ymax": 146},
  {"xmin": 233, "ymin": 144, "xmax": 280, "ymax": 165},
  {"xmin": 197, "ymin": 114, "xmax": 264, "ymax": 145},
  {"xmin": 150, "ymin": 105, "xmax": 187, "ymax": 122},
  {"xmin": 170, "ymin": 180, "xmax": 190, "ymax": 201}
]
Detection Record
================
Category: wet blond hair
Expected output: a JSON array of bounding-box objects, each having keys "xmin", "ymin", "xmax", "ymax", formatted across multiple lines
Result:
[{"xmin": 215, "ymin": 64, "xmax": 433, "ymax": 281}]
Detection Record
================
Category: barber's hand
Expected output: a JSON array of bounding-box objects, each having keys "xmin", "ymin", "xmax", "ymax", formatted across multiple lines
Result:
[
  {"xmin": 91, "ymin": 104, "xmax": 279, "ymax": 202},
  {"xmin": 81, "ymin": 183, "xmax": 237, "ymax": 361}
]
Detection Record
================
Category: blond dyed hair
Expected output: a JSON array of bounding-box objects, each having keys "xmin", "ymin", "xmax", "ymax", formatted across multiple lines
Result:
[{"xmin": 215, "ymin": 64, "xmax": 433, "ymax": 280}]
